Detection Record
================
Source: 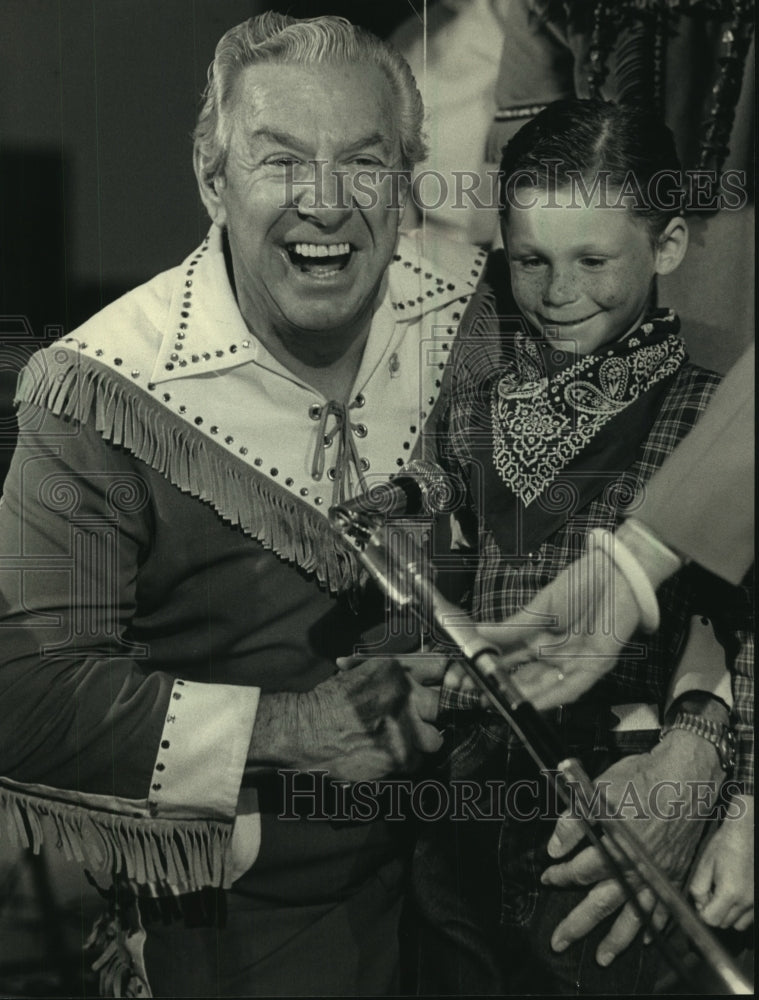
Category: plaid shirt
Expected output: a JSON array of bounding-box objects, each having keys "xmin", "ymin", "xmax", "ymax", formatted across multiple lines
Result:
[{"xmin": 439, "ymin": 315, "xmax": 754, "ymax": 793}]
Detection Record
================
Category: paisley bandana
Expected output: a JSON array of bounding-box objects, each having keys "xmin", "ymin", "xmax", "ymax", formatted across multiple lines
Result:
[{"xmin": 474, "ymin": 309, "xmax": 686, "ymax": 555}]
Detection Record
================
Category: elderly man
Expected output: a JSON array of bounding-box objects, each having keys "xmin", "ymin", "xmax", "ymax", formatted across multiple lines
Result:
[{"xmin": 0, "ymin": 13, "xmax": 484, "ymax": 998}]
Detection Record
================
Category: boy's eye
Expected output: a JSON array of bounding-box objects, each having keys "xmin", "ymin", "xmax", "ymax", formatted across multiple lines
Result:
[
  {"xmin": 581, "ymin": 257, "xmax": 607, "ymax": 268},
  {"xmin": 517, "ymin": 257, "xmax": 545, "ymax": 269}
]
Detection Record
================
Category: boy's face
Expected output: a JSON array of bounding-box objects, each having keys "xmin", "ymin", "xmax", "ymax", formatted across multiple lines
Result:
[{"xmin": 504, "ymin": 186, "xmax": 676, "ymax": 355}]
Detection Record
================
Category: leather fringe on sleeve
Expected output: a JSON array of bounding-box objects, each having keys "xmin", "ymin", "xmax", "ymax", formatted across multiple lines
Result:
[{"xmin": 16, "ymin": 348, "xmax": 365, "ymax": 595}]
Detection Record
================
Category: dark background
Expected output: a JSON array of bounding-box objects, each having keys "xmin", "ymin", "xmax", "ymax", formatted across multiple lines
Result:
[{"xmin": 0, "ymin": 1, "xmax": 428, "ymax": 337}]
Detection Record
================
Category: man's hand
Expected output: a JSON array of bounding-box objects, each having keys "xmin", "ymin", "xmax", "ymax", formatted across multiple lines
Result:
[
  {"xmin": 444, "ymin": 520, "xmax": 681, "ymax": 711},
  {"xmin": 689, "ymin": 794, "xmax": 754, "ymax": 931},
  {"xmin": 443, "ymin": 541, "xmax": 643, "ymax": 709},
  {"xmin": 247, "ymin": 657, "xmax": 443, "ymax": 783},
  {"xmin": 540, "ymin": 730, "xmax": 724, "ymax": 966},
  {"xmin": 337, "ymin": 651, "xmax": 449, "ymax": 688}
]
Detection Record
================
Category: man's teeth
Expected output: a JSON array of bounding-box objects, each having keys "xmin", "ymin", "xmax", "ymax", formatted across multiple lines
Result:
[{"xmin": 291, "ymin": 242, "xmax": 351, "ymax": 258}]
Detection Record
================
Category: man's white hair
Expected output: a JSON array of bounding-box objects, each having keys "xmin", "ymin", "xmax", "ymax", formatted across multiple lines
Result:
[{"xmin": 193, "ymin": 12, "xmax": 428, "ymax": 181}]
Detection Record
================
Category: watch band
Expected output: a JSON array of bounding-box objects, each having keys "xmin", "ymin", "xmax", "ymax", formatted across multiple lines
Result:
[{"xmin": 660, "ymin": 711, "xmax": 737, "ymax": 773}]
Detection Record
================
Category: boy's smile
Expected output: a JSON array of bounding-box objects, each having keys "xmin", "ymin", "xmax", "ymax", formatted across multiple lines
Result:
[{"xmin": 504, "ymin": 186, "xmax": 687, "ymax": 355}]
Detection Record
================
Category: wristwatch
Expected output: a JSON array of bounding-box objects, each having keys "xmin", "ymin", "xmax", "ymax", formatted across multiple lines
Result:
[{"xmin": 660, "ymin": 711, "xmax": 737, "ymax": 773}]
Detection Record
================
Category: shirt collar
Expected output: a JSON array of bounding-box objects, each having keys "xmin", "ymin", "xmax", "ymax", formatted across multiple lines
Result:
[
  {"xmin": 150, "ymin": 228, "xmax": 253, "ymax": 384},
  {"xmin": 151, "ymin": 224, "xmax": 479, "ymax": 385}
]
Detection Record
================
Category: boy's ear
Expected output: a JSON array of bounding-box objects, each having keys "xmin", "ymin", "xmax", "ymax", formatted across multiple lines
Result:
[
  {"xmin": 654, "ymin": 216, "xmax": 688, "ymax": 275},
  {"xmin": 193, "ymin": 146, "xmax": 227, "ymax": 226}
]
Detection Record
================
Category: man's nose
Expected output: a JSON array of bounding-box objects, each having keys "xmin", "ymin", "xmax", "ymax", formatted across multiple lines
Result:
[
  {"xmin": 542, "ymin": 266, "xmax": 578, "ymax": 307},
  {"xmin": 294, "ymin": 162, "xmax": 353, "ymax": 227}
]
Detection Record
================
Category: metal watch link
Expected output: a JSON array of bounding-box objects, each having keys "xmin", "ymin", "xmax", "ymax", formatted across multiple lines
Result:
[{"xmin": 659, "ymin": 711, "xmax": 737, "ymax": 773}]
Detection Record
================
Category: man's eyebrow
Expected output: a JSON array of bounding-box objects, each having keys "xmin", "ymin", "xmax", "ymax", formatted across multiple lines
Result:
[
  {"xmin": 344, "ymin": 132, "xmax": 394, "ymax": 153},
  {"xmin": 247, "ymin": 128, "xmax": 310, "ymax": 151},
  {"xmin": 247, "ymin": 128, "xmax": 395, "ymax": 156}
]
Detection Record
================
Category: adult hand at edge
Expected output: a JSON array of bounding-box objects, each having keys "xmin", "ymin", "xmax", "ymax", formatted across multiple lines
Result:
[{"xmin": 540, "ymin": 730, "xmax": 724, "ymax": 965}]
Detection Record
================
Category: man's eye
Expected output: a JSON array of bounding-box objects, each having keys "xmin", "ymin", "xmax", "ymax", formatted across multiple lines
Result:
[
  {"xmin": 266, "ymin": 156, "xmax": 302, "ymax": 168},
  {"xmin": 581, "ymin": 257, "xmax": 606, "ymax": 268}
]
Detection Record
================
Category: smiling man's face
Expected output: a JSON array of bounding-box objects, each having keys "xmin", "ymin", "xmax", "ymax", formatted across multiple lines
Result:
[{"xmin": 199, "ymin": 60, "xmax": 406, "ymax": 352}]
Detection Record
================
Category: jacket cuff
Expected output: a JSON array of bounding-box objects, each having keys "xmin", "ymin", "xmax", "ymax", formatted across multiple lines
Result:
[{"xmin": 148, "ymin": 678, "xmax": 259, "ymax": 820}]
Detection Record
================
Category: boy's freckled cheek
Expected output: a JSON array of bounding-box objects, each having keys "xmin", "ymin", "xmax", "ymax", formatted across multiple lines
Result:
[
  {"xmin": 586, "ymin": 278, "xmax": 615, "ymax": 306},
  {"xmin": 595, "ymin": 283, "xmax": 624, "ymax": 307},
  {"xmin": 514, "ymin": 274, "xmax": 544, "ymax": 301}
]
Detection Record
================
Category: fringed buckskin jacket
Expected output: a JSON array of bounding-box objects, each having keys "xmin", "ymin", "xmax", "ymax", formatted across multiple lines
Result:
[{"xmin": 0, "ymin": 225, "xmax": 485, "ymax": 994}]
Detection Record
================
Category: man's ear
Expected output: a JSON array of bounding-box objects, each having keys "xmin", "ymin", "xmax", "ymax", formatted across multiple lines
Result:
[
  {"xmin": 654, "ymin": 216, "xmax": 689, "ymax": 276},
  {"xmin": 193, "ymin": 146, "xmax": 227, "ymax": 226}
]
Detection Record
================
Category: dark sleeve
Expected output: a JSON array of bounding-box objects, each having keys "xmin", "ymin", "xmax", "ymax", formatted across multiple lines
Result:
[{"xmin": 0, "ymin": 403, "xmax": 172, "ymax": 799}]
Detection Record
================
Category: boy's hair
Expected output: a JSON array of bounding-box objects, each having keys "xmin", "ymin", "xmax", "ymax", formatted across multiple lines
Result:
[
  {"xmin": 194, "ymin": 12, "xmax": 427, "ymax": 183},
  {"xmin": 499, "ymin": 99, "xmax": 683, "ymax": 241}
]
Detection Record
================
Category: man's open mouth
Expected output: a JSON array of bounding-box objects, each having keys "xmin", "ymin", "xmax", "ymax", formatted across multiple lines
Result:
[{"xmin": 286, "ymin": 242, "xmax": 352, "ymax": 273}]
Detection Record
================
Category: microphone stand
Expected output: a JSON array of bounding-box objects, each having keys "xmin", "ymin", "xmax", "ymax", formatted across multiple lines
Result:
[{"xmin": 330, "ymin": 503, "xmax": 753, "ymax": 996}]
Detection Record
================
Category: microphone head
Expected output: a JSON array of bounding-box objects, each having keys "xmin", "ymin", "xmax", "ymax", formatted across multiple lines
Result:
[
  {"xmin": 395, "ymin": 459, "xmax": 464, "ymax": 516},
  {"xmin": 329, "ymin": 460, "xmax": 462, "ymax": 530}
]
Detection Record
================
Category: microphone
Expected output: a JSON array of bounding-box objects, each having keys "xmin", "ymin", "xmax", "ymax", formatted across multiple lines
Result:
[
  {"xmin": 329, "ymin": 459, "xmax": 457, "ymax": 523},
  {"xmin": 328, "ymin": 459, "xmax": 463, "ymax": 608}
]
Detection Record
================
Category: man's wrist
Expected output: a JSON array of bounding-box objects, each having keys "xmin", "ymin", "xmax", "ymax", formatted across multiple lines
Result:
[
  {"xmin": 660, "ymin": 704, "xmax": 736, "ymax": 778},
  {"xmin": 665, "ymin": 690, "xmax": 730, "ymax": 726},
  {"xmin": 245, "ymin": 691, "xmax": 300, "ymax": 779},
  {"xmin": 588, "ymin": 527, "xmax": 660, "ymax": 631}
]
